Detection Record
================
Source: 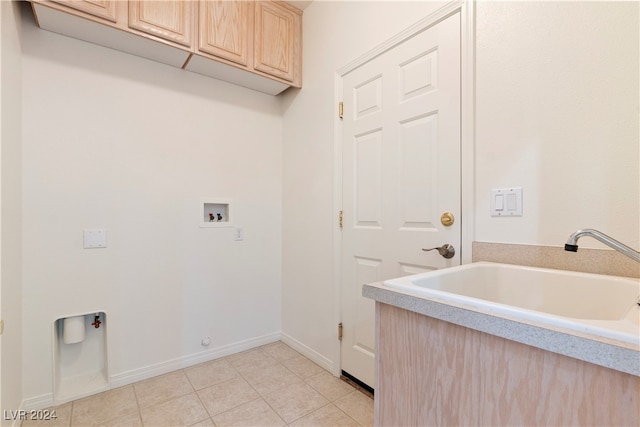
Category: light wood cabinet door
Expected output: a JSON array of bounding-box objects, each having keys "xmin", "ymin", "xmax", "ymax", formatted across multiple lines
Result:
[
  {"xmin": 129, "ymin": 0, "xmax": 195, "ymax": 48},
  {"xmin": 51, "ymin": 0, "xmax": 118, "ymax": 22},
  {"xmin": 198, "ymin": 0, "xmax": 251, "ymax": 66},
  {"xmin": 254, "ymin": 1, "xmax": 301, "ymax": 84}
]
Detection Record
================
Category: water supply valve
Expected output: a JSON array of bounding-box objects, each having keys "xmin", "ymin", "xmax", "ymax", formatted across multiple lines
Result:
[{"xmin": 91, "ymin": 314, "xmax": 102, "ymax": 329}]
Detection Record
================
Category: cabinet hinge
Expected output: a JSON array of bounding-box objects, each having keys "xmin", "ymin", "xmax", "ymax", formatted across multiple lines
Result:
[
  {"xmin": 338, "ymin": 101, "xmax": 344, "ymax": 119},
  {"xmin": 339, "ymin": 210, "xmax": 343, "ymax": 228},
  {"xmin": 338, "ymin": 322, "xmax": 343, "ymax": 341}
]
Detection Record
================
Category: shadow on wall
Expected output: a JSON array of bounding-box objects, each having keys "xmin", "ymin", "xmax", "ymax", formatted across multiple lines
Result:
[{"xmin": 18, "ymin": 2, "xmax": 282, "ymax": 116}]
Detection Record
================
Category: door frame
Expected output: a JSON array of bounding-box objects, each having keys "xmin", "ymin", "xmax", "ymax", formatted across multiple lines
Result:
[{"xmin": 331, "ymin": 0, "xmax": 475, "ymax": 378}]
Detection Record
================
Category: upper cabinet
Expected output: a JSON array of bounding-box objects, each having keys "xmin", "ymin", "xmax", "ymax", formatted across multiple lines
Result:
[
  {"xmin": 45, "ymin": 0, "xmax": 195, "ymax": 49},
  {"xmin": 29, "ymin": 0, "xmax": 302, "ymax": 95},
  {"xmin": 189, "ymin": 0, "xmax": 301, "ymax": 91},
  {"xmin": 128, "ymin": 1, "xmax": 195, "ymax": 48},
  {"xmin": 51, "ymin": 0, "xmax": 118, "ymax": 22},
  {"xmin": 198, "ymin": 0, "xmax": 251, "ymax": 66},
  {"xmin": 254, "ymin": 1, "xmax": 301, "ymax": 84}
]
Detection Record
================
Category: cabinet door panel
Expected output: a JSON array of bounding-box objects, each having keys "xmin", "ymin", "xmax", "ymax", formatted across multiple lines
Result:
[
  {"xmin": 254, "ymin": 1, "xmax": 300, "ymax": 83},
  {"xmin": 129, "ymin": 0, "xmax": 194, "ymax": 47},
  {"xmin": 51, "ymin": 0, "xmax": 118, "ymax": 22},
  {"xmin": 198, "ymin": 0, "xmax": 251, "ymax": 66}
]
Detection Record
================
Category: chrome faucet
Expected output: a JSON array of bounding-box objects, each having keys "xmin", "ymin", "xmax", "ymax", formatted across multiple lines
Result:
[{"xmin": 564, "ymin": 229, "xmax": 640, "ymax": 263}]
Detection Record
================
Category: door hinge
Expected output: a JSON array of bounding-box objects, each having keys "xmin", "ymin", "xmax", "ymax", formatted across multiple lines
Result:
[
  {"xmin": 339, "ymin": 210, "xmax": 343, "ymax": 228},
  {"xmin": 338, "ymin": 101, "xmax": 344, "ymax": 119},
  {"xmin": 338, "ymin": 322, "xmax": 343, "ymax": 341}
]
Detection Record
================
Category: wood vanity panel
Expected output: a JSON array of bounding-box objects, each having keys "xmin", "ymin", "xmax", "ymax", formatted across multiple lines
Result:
[
  {"xmin": 198, "ymin": 0, "xmax": 252, "ymax": 66},
  {"xmin": 376, "ymin": 302, "xmax": 640, "ymax": 426},
  {"xmin": 51, "ymin": 0, "xmax": 118, "ymax": 22},
  {"xmin": 128, "ymin": 0, "xmax": 195, "ymax": 48}
]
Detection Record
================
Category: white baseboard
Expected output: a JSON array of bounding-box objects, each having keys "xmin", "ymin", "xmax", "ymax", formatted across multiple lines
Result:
[
  {"xmin": 110, "ymin": 331, "xmax": 281, "ymax": 388},
  {"xmin": 21, "ymin": 332, "xmax": 281, "ymax": 411},
  {"xmin": 18, "ymin": 394, "xmax": 54, "ymax": 414},
  {"xmin": 280, "ymin": 332, "xmax": 336, "ymax": 375}
]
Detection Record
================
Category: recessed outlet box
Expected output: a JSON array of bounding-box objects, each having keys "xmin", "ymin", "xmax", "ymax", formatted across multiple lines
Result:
[
  {"xmin": 200, "ymin": 198, "xmax": 233, "ymax": 228},
  {"xmin": 53, "ymin": 312, "xmax": 108, "ymax": 403},
  {"xmin": 491, "ymin": 188, "xmax": 523, "ymax": 217}
]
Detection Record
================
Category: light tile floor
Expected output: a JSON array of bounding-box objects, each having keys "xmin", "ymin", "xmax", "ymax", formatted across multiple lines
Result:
[{"xmin": 21, "ymin": 342, "xmax": 374, "ymax": 427}]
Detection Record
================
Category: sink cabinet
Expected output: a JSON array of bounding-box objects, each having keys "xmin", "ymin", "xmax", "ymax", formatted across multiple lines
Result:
[{"xmin": 375, "ymin": 302, "xmax": 639, "ymax": 426}]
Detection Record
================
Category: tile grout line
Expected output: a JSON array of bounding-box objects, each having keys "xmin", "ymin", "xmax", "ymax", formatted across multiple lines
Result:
[
  {"xmin": 190, "ymin": 371, "xmax": 218, "ymax": 426},
  {"xmin": 260, "ymin": 358, "xmax": 338, "ymax": 424},
  {"xmin": 233, "ymin": 357, "xmax": 290, "ymax": 424},
  {"xmin": 214, "ymin": 344, "xmax": 364, "ymax": 426},
  {"xmin": 67, "ymin": 400, "xmax": 74, "ymax": 427},
  {"xmin": 285, "ymin": 401, "xmax": 356, "ymax": 427},
  {"xmin": 198, "ymin": 356, "xmax": 274, "ymax": 424},
  {"xmin": 177, "ymin": 368, "xmax": 211, "ymax": 427},
  {"xmin": 227, "ymin": 347, "xmax": 304, "ymax": 425},
  {"xmin": 129, "ymin": 384, "xmax": 143, "ymax": 427},
  {"xmin": 134, "ymin": 370, "xmax": 197, "ymax": 415}
]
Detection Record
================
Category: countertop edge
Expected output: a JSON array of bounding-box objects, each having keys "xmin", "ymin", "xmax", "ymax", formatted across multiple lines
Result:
[{"xmin": 363, "ymin": 282, "xmax": 640, "ymax": 377}]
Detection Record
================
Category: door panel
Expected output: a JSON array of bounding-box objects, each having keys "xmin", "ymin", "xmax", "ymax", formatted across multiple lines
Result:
[
  {"xmin": 398, "ymin": 113, "xmax": 438, "ymax": 230},
  {"xmin": 351, "ymin": 257, "xmax": 379, "ymax": 358},
  {"xmin": 340, "ymin": 12, "xmax": 461, "ymax": 389},
  {"xmin": 354, "ymin": 130, "xmax": 383, "ymax": 228}
]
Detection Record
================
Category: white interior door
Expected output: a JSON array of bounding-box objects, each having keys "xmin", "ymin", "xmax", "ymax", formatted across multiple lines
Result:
[{"xmin": 340, "ymin": 13, "xmax": 461, "ymax": 389}]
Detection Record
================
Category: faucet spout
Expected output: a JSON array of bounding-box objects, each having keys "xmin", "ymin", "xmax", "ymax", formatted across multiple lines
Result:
[{"xmin": 564, "ymin": 229, "xmax": 640, "ymax": 263}]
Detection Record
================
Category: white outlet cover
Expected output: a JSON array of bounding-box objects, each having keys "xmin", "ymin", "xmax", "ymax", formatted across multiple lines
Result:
[
  {"xmin": 84, "ymin": 229, "xmax": 107, "ymax": 248},
  {"xmin": 234, "ymin": 227, "xmax": 244, "ymax": 241}
]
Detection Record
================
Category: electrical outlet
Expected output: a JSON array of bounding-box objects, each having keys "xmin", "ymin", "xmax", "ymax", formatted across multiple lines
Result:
[{"xmin": 234, "ymin": 227, "xmax": 244, "ymax": 241}]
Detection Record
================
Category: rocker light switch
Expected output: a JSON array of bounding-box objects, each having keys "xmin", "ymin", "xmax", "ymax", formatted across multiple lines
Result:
[
  {"xmin": 495, "ymin": 194, "xmax": 504, "ymax": 211},
  {"xmin": 84, "ymin": 229, "xmax": 107, "ymax": 248}
]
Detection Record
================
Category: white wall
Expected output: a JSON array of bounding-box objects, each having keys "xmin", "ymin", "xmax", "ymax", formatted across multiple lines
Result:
[
  {"xmin": 282, "ymin": 0, "xmax": 639, "ymax": 374},
  {"xmin": 475, "ymin": 1, "xmax": 639, "ymax": 248},
  {"xmin": 1, "ymin": 0, "xmax": 23, "ymax": 421},
  {"xmin": 20, "ymin": 10, "xmax": 283, "ymax": 404}
]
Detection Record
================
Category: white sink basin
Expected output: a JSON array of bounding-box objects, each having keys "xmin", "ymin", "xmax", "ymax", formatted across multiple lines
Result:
[{"xmin": 384, "ymin": 262, "xmax": 640, "ymax": 345}]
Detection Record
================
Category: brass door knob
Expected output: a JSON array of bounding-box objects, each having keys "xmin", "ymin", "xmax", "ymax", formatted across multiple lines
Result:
[{"xmin": 441, "ymin": 212, "xmax": 454, "ymax": 227}]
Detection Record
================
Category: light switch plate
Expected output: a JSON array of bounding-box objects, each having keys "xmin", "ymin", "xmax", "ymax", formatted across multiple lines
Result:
[
  {"xmin": 84, "ymin": 229, "xmax": 107, "ymax": 248},
  {"xmin": 491, "ymin": 188, "xmax": 523, "ymax": 217}
]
